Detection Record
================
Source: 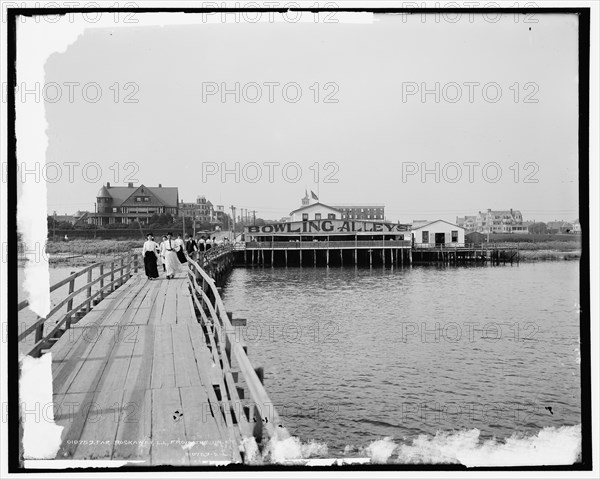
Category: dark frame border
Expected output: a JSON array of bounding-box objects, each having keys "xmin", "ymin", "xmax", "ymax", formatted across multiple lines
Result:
[{"xmin": 6, "ymin": 5, "xmax": 592, "ymax": 473}]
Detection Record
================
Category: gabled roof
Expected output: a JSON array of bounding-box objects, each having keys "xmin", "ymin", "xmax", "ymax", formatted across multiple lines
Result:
[
  {"xmin": 147, "ymin": 186, "xmax": 178, "ymax": 206},
  {"xmin": 98, "ymin": 184, "xmax": 178, "ymax": 207},
  {"xmin": 53, "ymin": 215, "xmax": 74, "ymax": 223},
  {"xmin": 411, "ymin": 219, "xmax": 464, "ymax": 230},
  {"xmin": 483, "ymin": 210, "xmax": 522, "ymax": 216},
  {"xmin": 289, "ymin": 202, "xmax": 342, "ymax": 215},
  {"xmin": 546, "ymin": 221, "xmax": 573, "ymax": 229}
]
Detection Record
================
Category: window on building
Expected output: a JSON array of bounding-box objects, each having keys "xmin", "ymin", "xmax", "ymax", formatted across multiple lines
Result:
[
  {"xmin": 451, "ymin": 230, "xmax": 458, "ymax": 242},
  {"xmin": 422, "ymin": 231, "xmax": 429, "ymax": 243},
  {"xmin": 328, "ymin": 213, "xmax": 336, "ymax": 219},
  {"xmin": 135, "ymin": 197, "xmax": 141, "ymax": 202},
  {"xmin": 315, "ymin": 213, "xmax": 322, "ymax": 220},
  {"xmin": 302, "ymin": 213, "xmax": 309, "ymax": 221},
  {"xmin": 144, "ymin": 197, "xmax": 150, "ymax": 202},
  {"xmin": 112, "ymin": 208, "xmax": 117, "ymax": 213}
]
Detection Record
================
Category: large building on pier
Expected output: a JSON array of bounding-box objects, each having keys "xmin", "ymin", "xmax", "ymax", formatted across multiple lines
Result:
[{"xmin": 241, "ymin": 193, "xmax": 410, "ymax": 266}]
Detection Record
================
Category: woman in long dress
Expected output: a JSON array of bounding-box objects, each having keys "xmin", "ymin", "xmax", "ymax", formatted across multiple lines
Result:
[
  {"xmin": 142, "ymin": 233, "xmax": 159, "ymax": 279},
  {"xmin": 163, "ymin": 232, "xmax": 181, "ymax": 279},
  {"xmin": 175, "ymin": 233, "xmax": 187, "ymax": 264},
  {"xmin": 159, "ymin": 235, "xmax": 168, "ymax": 272}
]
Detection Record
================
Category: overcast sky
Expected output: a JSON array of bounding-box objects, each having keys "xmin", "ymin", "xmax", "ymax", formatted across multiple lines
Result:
[{"xmin": 40, "ymin": 12, "xmax": 579, "ymax": 223}]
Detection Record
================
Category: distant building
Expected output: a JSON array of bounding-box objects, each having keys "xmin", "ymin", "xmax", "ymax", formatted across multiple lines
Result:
[
  {"xmin": 50, "ymin": 211, "xmax": 91, "ymax": 226},
  {"xmin": 290, "ymin": 191, "xmax": 386, "ymax": 221},
  {"xmin": 411, "ymin": 220, "xmax": 465, "ymax": 247},
  {"xmin": 51, "ymin": 213, "xmax": 75, "ymax": 224},
  {"xmin": 213, "ymin": 205, "xmax": 231, "ymax": 230},
  {"xmin": 91, "ymin": 182, "xmax": 179, "ymax": 226},
  {"xmin": 456, "ymin": 215, "xmax": 477, "ymax": 232},
  {"xmin": 546, "ymin": 221, "xmax": 574, "ymax": 234},
  {"xmin": 572, "ymin": 219, "xmax": 581, "ymax": 234},
  {"xmin": 457, "ymin": 209, "xmax": 525, "ymax": 234},
  {"xmin": 72, "ymin": 210, "xmax": 91, "ymax": 225},
  {"xmin": 180, "ymin": 196, "xmax": 213, "ymax": 224},
  {"xmin": 289, "ymin": 202, "xmax": 341, "ymax": 222},
  {"xmin": 331, "ymin": 204, "xmax": 385, "ymax": 221}
]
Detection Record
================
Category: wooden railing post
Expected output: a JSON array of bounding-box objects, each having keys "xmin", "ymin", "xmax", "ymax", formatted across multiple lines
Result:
[
  {"xmin": 133, "ymin": 253, "xmax": 139, "ymax": 273},
  {"xmin": 99, "ymin": 264, "xmax": 105, "ymax": 300},
  {"xmin": 66, "ymin": 274, "xmax": 75, "ymax": 329},
  {"xmin": 86, "ymin": 269, "xmax": 93, "ymax": 308},
  {"xmin": 119, "ymin": 257, "xmax": 125, "ymax": 287},
  {"xmin": 110, "ymin": 261, "xmax": 115, "ymax": 291},
  {"xmin": 34, "ymin": 315, "xmax": 44, "ymax": 346}
]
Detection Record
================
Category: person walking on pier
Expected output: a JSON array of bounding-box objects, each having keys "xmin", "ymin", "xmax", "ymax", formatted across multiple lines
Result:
[
  {"xmin": 175, "ymin": 233, "xmax": 187, "ymax": 264},
  {"xmin": 164, "ymin": 232, "xmax": 181, "ymax": 279},
  {"xmin": 142, "ymin": 233, "xmax": 160, "ymax": 280},
  {"xmin": 159, "ymin": 235, "xmax": 167, "ymax": 272},
  {"xmin": 185, "ymin": 233, "xmax": 198, "ymax": 261}
]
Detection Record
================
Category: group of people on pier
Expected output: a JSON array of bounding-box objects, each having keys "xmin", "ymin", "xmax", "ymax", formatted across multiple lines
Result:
[{"xmin": 142, "ymin": 232, "xmax": 221, "ymax": 280}]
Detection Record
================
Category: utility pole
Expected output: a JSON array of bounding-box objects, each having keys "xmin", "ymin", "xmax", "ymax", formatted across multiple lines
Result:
[{"xmin": 230, "ymin": 205, "xmax": 236, "ymax": 241}]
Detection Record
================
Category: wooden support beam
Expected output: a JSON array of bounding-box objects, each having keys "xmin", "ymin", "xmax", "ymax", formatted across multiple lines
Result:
[
  {"xmin": 236, "ymin": 386, "xmax": 245, "ymax": 399},
  {"xmin": 254, "ymin": 366, "xmax": 264, "ymax": 384}
]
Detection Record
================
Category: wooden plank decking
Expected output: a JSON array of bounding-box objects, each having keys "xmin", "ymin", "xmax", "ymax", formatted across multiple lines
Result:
[{"xmin": 49, "ymin": 273, "xmax": 240, "ymax": 465}]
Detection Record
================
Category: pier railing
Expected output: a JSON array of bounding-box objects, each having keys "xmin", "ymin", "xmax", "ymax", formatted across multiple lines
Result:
[
  {"xmin": 200, "ymin": 243, "xmax": 234, "ymax": 263},
  {"xmin": 17, "ymin": 252, "xmax": 140, "ymax": 358},
  {"xmin": 412, "ymin": 242, "xmax": 519, "ymax": 250},
  {"xmin": 244, "ymin": 240, "xmax": 412, "ymax": 249},
  {"xmin": 186, "ymin": 256, "xmax": 282, "ymax": 452}
]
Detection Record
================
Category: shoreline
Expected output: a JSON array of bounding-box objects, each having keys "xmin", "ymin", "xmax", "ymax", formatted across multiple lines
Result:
[
  {"xmin": 15, "ymin": 238, "xmax": 583, "ymax": 268},
  {"xmin": 16, "ymin": 249, "xmax": 582, "ymax": 268}
]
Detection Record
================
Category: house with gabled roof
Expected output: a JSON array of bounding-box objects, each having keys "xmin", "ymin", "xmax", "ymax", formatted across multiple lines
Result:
[
  {"xmin": 546, "ymin": 221, "xmax": 574, "ymax": 234},
  {"xmin": 289, "ymin": 202, "xmax": 342, "ymax": 222},
  {"xmin": 411, "ymin": 219, "xmax": 465, "ymax": 247},
  {"xmin": 91, "ymin": 182, "xmax": 179, "ymax": 226}
]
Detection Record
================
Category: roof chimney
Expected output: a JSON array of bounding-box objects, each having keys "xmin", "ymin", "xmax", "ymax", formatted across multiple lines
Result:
[
  {"xmin": 158, "ymin": 183, "xmax": 162, "ymax": 188},
  {"xmin": 128, "ymin": 182, "xmax": 133, "ymax": 187},
  {"xmin": 107, "ymin": 182, "xmax": 110, "ymax": 187}
]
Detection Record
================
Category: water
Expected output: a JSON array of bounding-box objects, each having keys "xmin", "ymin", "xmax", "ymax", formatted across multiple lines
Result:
[{"xmin": 221, "ymin": 262, "xmax": 581, "ymax": 459}]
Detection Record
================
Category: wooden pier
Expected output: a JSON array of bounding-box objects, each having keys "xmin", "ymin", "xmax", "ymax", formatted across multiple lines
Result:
[
  {"xmin": 236, "ymin": 241, "xmax": 520, "ymax": 267},
  {"xmin": 18, "ymin": 248, "xmax": 282, "ymax": 465}
]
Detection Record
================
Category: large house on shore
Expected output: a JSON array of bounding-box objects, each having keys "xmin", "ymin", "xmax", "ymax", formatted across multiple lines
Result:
[
  {"xmin": 457, "ymin": 209, "xmax": 527, "ymax": 234},
  {"xmin": 89, "ymin": 182, "xmax": 179, "ymax": 226}
]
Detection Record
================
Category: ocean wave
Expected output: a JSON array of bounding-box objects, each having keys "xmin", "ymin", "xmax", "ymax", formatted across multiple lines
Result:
[
  {"xmin": 361, "ymin": 424, "xmax": 582, "ymax": 466},
  {"xmin": 245, "ymin": 424, "xmax": 582, "ymax": 466}
]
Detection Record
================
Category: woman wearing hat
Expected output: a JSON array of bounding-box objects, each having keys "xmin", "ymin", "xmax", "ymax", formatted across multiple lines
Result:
[
  {"xmin": 163, "ymin": 232, "xmax": 181, "ymax": 279},
  {"xmin": 142, "ymin": 233, "xmax": 160, "ymax": 280}
]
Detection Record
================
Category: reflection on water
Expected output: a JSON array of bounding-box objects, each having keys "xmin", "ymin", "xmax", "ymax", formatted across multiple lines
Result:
[{"xmin": 221, "ymin": 262, "xmax": 581, "ymax": 456}]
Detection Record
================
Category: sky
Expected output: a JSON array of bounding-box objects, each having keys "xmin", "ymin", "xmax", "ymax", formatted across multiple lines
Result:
[{"xmin": 38, "ymin": 12, "xmax": 580, "ymax": 223}]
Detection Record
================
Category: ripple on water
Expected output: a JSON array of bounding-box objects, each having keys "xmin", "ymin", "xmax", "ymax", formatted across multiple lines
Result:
[{"xmin": 221, "ymin": 263, "xmax": 581, "ymax": 455}]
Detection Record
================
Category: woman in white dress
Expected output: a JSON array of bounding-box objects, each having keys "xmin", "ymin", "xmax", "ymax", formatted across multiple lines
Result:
[
  {"xmin": 174, "ymin": 233, "xmax": 187, "ymax": 264},
  {"xmin": 163, "ymin": 232, "xmax": 181, "ymax": 279},
  {"xmin": 158, "ymin": 235, "xmax": 167, "ymax": 272}
]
